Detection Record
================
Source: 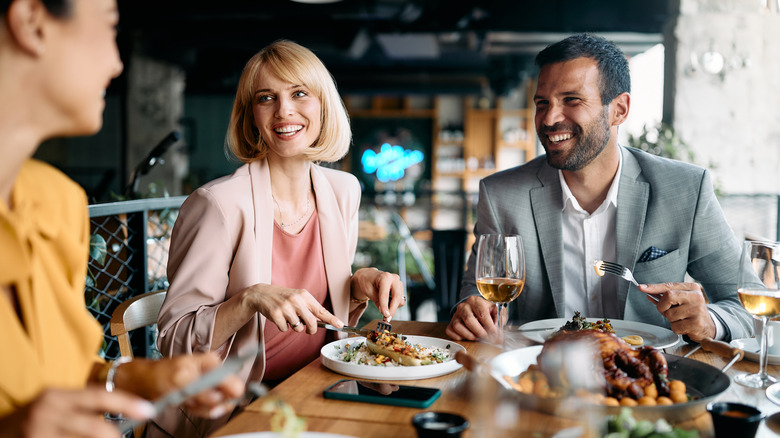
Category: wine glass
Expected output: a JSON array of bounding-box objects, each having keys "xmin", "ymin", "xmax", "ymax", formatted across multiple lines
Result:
[
  {"xmin": 735, "ymin": 239, "xmax": 780, "ymax": 388},
  {"xmin": 475, "ymin": 234, "xmax": 525, "ymax": 346}
]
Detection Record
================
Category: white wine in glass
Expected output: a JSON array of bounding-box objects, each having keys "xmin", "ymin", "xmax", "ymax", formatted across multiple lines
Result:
[
  {"xmin": 735, "ymin": 240, "xmax": 780, "ymax": 389},
  {"xmin": 476, "ymin": 234, "xmax": 525, "ymax": 346}
]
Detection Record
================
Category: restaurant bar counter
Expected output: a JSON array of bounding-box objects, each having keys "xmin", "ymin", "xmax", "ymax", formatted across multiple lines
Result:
[{"xmin": 211, "ymin": 320, "xmax": 780, "ymax": 438}]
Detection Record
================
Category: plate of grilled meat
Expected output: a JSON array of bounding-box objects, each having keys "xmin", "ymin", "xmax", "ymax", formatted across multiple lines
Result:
[{"xmin": 490, "ymin": 329, "xmax": 730, "ymax": 422}]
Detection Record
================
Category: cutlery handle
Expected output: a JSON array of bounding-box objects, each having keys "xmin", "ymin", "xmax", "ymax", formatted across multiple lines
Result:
[
  {"xmin": 454, "ymin": 350, "xmax": 481, "ymax": 372},
  {"xmin": 516, "ymin": 327, "xmax": 556, "ymax": 333},
  {"xmin": 700, "ymin": 337, "xmax": 744, "ymax": 361},
  {"xmin": 316, "ymin": 321, "xmax": 370, "ymax": 337}
]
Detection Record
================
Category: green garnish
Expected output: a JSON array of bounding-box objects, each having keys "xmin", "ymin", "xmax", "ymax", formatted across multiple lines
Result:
[{"xmin": 605, "ymin": 408, "xmax": 698, "ymax": 438}]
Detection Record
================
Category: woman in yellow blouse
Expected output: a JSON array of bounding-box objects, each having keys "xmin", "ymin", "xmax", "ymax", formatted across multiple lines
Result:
[{"xmin": 0, "ymin": 0, "xmax": 243, "ymax": 437}]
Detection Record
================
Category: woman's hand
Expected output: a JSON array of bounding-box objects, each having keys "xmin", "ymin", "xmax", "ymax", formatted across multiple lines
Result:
[
  {"xmin": 242, "ymin": 283, "xmax": 344, "ymax": 334},
  {"xmin": 115, "ymin": 352, "xmax": 245, "ymax": 418},
  {"xmin": 351, "ymin": 268, "xmax": 405, "ymax": 321},
  {"xmin": 0, "ymin": 386, "xmax": 154, "ymax": 438}
]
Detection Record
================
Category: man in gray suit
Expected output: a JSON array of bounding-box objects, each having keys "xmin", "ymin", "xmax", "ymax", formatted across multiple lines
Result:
[{"xmin": 446, "ymin": 34, "xmax": 753, "ymax": 343}]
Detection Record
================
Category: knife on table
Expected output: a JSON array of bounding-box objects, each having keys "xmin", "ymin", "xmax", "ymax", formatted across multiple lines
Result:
[
  {"xmin": 118, "ymin": 351, "xmax": 254, "ymax": 435},
  {"xmin": 683, "ymin": 337, "xmax": 744, "ymax": 372},
  {"xmin": 505, "ymin": 326, "xmax": 558, "ymax": 333}
]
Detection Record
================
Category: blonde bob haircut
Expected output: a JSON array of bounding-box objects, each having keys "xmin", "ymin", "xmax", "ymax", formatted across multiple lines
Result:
[{"xmin": 226, "ymin": 40, "xmax": 351, "ymax": 163}]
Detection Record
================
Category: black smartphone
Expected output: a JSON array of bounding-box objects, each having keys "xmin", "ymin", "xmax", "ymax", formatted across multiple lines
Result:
[{"xmin": 323, "ymin": 379, "xmax": 441, "ymax": 409}]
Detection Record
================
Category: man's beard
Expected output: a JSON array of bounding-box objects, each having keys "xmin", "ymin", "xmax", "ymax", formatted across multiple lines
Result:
[{"xmin": 539, "ymin": 107, "xmax": 611, "ymax": 171}]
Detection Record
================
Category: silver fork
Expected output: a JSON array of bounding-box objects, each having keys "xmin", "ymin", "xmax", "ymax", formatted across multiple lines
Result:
[
  {"xmin": 376, "ymin": 320, "xmax": 392, "ymax": 332},
  {"xmin": 594, "ymin": 260, "xmax": 660, "ymax": 303}
]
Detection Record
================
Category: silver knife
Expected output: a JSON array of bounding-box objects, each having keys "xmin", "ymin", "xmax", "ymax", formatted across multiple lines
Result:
[
  {"xmin": 317, "ymin": 321, "xmax": 375, "ymax": 338},
  {"xmin": 506, "ymin": 326, "xmax": 557, "ymax": 333},
  {"xmin": 118, "ymin": 351, "xmax": 253, "ymax": 434}
]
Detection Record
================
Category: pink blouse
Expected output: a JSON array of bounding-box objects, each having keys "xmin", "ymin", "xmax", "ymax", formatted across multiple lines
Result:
[{"xmin": 263, "ymin": 209, "xmax": 331, "ymax": 382}]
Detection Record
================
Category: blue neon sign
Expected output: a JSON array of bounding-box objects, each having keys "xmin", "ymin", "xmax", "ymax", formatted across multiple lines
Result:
[{"xmin": 361, "ymin": 143, "xmax": 424, "ymax": 183}]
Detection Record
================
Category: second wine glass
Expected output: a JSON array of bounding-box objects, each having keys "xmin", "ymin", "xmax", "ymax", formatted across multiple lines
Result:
[
  {"xmin": 475, "ymin": 234, "xmax": 525, "ymax": 346},
  {"xmin": 735, "ymin": 239, "xmax": 780, "ymax": 389}
]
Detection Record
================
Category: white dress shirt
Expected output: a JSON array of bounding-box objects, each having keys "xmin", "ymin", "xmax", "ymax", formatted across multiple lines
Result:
[
  {"xmin": 560, "ymin": 155, "xmax": 621, "ymax": 319},
  {"xmin": 558, "ymin": 152, "xmax": 725, "ymax": 339}
]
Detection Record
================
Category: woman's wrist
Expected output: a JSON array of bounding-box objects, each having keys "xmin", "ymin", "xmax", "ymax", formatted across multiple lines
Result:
[
  {"xmin": 349, "ymin": 273, "xmax": 369, "ymax": 303},
  {"xmin": 350, "ymin": 293, "xmax": 369, "ymax": 304}
]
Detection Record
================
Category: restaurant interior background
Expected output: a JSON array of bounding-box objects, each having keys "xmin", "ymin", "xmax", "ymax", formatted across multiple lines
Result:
[{"xmin": 36, "ymin": 0, "xmax": 780, "ymax": 323}]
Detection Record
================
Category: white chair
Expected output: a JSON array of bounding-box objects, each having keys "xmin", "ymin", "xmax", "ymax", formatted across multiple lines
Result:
[
  {"xmin": 110, "ymin": 290, "xmax": 167, "ymax": 359},
  {"xmin": 110, "ymin": 290, "xmax": 167, "ymax": 438}
]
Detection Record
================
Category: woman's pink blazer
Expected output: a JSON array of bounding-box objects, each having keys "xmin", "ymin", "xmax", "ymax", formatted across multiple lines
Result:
[{"xmin": 157, "ymin": 159, "xmax": 367, "ymax": 385}]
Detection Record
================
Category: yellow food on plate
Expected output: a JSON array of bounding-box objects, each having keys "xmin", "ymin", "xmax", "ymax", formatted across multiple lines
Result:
[
  {"xmin": 365, "ymin": 330, "xmax": 447, "ymax": 366},
  {"xmin": 621, "ymin": 335, "xmax": 644, "ymax": 346},
  {"xmin": 366, "ymin": 338, "xmax": 421, "ymax": 366}
]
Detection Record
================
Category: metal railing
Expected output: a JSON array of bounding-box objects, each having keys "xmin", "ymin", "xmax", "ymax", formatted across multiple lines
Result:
[{"xmin": 86, "ymin": 196, "xmax": 186, "ymax": 360}]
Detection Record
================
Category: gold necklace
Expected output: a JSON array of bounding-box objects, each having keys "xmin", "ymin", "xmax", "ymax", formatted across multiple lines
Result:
[{"xmin": 272, "ymin": 194, "xmax": 311, "ymax": 230}]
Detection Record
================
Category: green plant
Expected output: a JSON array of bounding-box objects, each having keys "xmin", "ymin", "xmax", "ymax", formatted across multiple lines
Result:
[
  {"xmin": 627, "ymin": 123, "xmax": 694, "ymax": 162},
  {"xmin": 352, "ymin": 209, "xmax": 434, "ymax": 326},
  {"xmin": 85, "ymin": 233, "xmax": 107, "ymax": 298},
  {"xmin": 627, "ymin": 122, "xmax": 721, "ymax": 196},
  {"xmin": 111, "ymin": 181, "xmax": 170, "ymax": 202}
]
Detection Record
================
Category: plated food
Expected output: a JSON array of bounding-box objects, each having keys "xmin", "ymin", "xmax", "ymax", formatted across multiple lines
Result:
[
  {"xmin": 504, "ymin": 330, "xmax": 690, "ymax": 408},
  {"xmin": 557, "ymin": 312, "xmax": 643, "ymax": 346},
  {"xmin": 365, "ymin": 330, "xmax": 449, "ymax": 366},
  {"xmin": 518, "ymin": 317, "xmax": 680, "ymax": 349},
  {"xmin": 320, "ymin": 335, "xmax": 465, "ymax": 380},
  {"xmin": 558, "ymin": 311, "xmax": 616, "ymax": 334}
]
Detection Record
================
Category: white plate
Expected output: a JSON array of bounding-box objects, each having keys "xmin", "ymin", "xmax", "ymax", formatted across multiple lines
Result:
[
  {"xmin": 767, "ymin": 383, "xmax": 780, "ymax": 407},
  {"xmin": 730, "ymin": 338, "xmax": 780, "ymax": 365},
  {"xmin": 514, "ymin": 318, "xmax": 681, "ymax": 349},
  {"xmin": 217, "ymin": 433, "xmax": 355, "ymax": 438},
  {"xmin": 320, "ymin": 335, "xmax": 464, "ymax": 380}
]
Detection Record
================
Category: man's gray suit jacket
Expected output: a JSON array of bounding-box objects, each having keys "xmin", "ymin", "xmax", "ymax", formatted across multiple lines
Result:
[{"xmin": 458, "ymin": 146, "xmax": 754, "ymax": 341}]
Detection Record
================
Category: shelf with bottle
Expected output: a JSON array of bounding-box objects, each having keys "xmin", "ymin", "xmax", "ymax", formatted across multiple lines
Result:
[
  {"xmin": 432, "ymin": 118, "xmax": 465, "ymax": 177},
  {"xmin": 494, "ymin": 105, "xmax": 537, "ymax": 169}
]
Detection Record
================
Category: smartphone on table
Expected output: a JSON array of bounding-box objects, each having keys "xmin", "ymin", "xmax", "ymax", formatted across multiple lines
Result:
[{"xmin": 323, "ymin": 379, "xmax": 441, "ymax": 409}]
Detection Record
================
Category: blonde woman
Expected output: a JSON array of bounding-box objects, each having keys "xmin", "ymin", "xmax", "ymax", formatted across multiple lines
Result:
[{"xmin": 153, "ymin": 40, "xmax": 405, "ymax": 437}]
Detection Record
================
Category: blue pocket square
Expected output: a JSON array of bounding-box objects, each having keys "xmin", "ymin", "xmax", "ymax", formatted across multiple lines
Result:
[{"xmin": 639, "ymin": 246, "xmax": 668, "ymax": 262}]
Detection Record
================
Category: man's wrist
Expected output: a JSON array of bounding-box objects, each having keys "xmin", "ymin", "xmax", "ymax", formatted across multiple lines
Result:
[{"xmin": 708, "ymin": 309, "xmax": 726, "ymax": 340}]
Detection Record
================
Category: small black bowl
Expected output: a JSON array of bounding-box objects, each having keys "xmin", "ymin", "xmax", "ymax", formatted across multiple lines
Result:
[
  {"xmin": 707, "ymin": 402, "xmax": 764, "ymax": 438},
  {"xmin": 412, "ymin": 412, "xmax": 470, "ymax": 438}
]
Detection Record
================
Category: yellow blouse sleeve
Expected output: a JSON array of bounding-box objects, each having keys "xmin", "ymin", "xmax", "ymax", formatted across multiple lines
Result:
[{"xmin": 0, "ymin": 160, "xmax": 103, "ymax": 417}]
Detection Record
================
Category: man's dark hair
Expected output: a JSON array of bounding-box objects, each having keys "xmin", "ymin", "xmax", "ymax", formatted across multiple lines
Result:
[
  {"xmin": 535, "ymin": 33, "xmax": 630, "ymax": 105},
  {"xmin": 1, "ymin": 0, "xmax": 72, "ymax": 18}
]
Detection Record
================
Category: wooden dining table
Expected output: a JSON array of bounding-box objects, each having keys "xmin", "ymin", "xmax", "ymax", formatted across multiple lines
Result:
[{"xmin": 211, "ymin": 320, "xmax": 780, "ymax": 438}]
